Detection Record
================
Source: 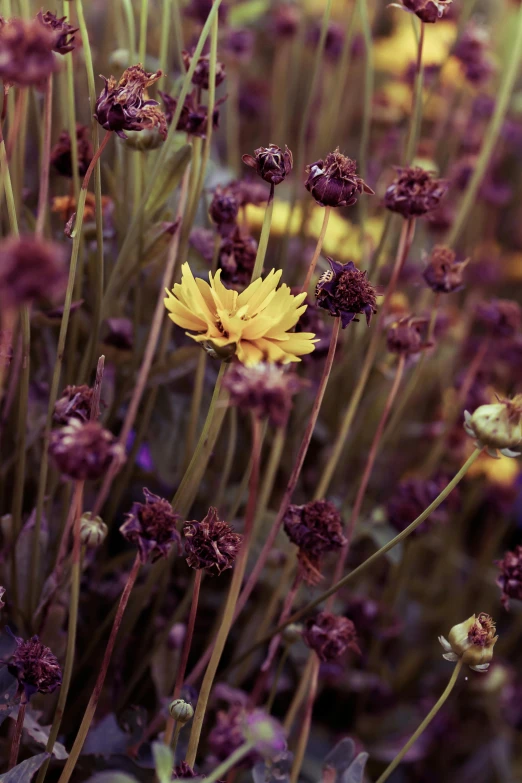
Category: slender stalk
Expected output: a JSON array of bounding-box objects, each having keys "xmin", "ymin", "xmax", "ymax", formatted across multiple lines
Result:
[
  {"xmin": 121, "ymin": 0, "xmax": 137, "ymax": 63},
  {"xmin": 139, "ymin": 0, "xmax": 148, "ymax": 63},
  {"xmin": 226, "ymin": 66, "xmax": 240, "ymax": 175},
  {"xmin": 205, "ymin": 742, "xmax": 255, "ymax": 783},
  {"xmin": 184, "ymin": 352, "xmax": 208, "ymax": 468},
  {"xmin": 251, "ymin": 184, "xmax": 275, "ymax": 282},
  {"xmin": 63, "ymin": 2, "xmax": 80, "ymax": 200},
  {"xmin": 265, "ymin": 642, "xmax": 291, "ymax": 713},
  {"xmin": 405, "ymin": 20, "xmax": 424, "ymax": 165},
  {"xmin": 35, "ymin": 74, "xmax": 53, "ymax": 238},
  {"xmin": 448, "ymin": 2, "xmax": 522, "ymax": 246},
  {"xmin": 57, "ymin": 555, "xmax": 142, "ymax": 783},
  {"xmin": 289, "ymin": 656, "xmax": 320, "ymax": 783},
  {"xmin": 301, "ymin": 206, "xmax": 331, "ymax": 293},
  {"xmin": 375, "ymin": 660, "xmax": 463, "ymax": 783},
  {"xmin": 185, "ymin": 416, "xmax": 263, "ymax": 767},
  {"xmin": 159, "ymin": 0, "xmax": 172, "ymax": 76},
  {"xmin": 8, "ymin": 699, "xmax": 27, "ymax": 770},
  {"xmin": 215, "ymin": 406, "xmax": 238, "ymax": 512},
  {"xmin": 357, "ymin": 0, "xmax": 374, "ymax": 264},
  {"xmin": 284, "ymin": 655, "xmax": 313, "ymax": 733}
]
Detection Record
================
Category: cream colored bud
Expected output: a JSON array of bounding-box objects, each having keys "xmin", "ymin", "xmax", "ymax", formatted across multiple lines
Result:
[
  {"xmin": 80, "ymin": 512, "xmax": 108, "ymax": 548},
  {"xmin": 124, "ymin": 128, "xmax": 164, "ymax": 152},
  {"xmin": 282, "ymin": 624, "xmax": 302, "ymax": 645},
  {"xmin": 464, "ymin": 397, "xmax": 522, "ymax": 456},
  {"xmin": 168, "ymin": 699, "xmax": 194, "ymax": 724},
  {"xmin": 440, "ymin": 612, "xmax": 498, "ymax": 671}
]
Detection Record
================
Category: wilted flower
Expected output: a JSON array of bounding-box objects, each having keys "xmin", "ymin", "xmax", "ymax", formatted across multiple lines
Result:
[
  {"xmin": 386, "ymin": 316, "xmax": 431, "ymax": 356},
  {"xmin": 476, "ymin": 299, "xmax": 522, "ymax": 339},
  {"xmin": 423, "ymin": 246, "xmax": 468, "ymax": 293},
  {"xmin": 183, "ymin": 507, "xmax": 241, "ymax": 576},
  {"xmin": 243, "ymin": 710, "xmax": 286, "ymax": 758},
  {"xmin": 120, "ymin": 488, "xmax": 181, "ymax": 563},
  {"xmin": 161, "ymin": 89, "xmax": 225, "ymax": 137},
  {"xmin": 37, "ymin": 10, "xmax": 78, "ymax": 54},
  {"xmin": 464, "ymin": 396, "xmax": 522, "ymax": 457},
  {"xmin": 164, "ymin": 264, "xmax": 317, "ymax": 365},
  {"xmin": 224, "ymin": 363, "xmax": 303, "ymax": 427},
  {"xmin": 439, "ymin": 613, "xmax": 498, "ymax": 671},
  {"xmin": 242, "ymin": 144, "xmax": 293, "ymax": 186},
  {"xmin": 305, "ymin": 148, "xmax": 374, "ymax": 208},
  {"xmin": 209, "ymin": 185, "xmax": 239, "ymax": 231},
  {"xmin": 384, "ymin": 166, "xmax": 447, "ymax": 219},
  {"xmin": 51, "ymin": 124, "xmax": 93, "ymax": 178},
  {"xmin": 183, "ymin": 48, "xmax": 226, "ymax": 90},
  {"xmin": 0, "ymin": 236, "xmax": 67, "ymax": 309},
  {"xmin": 496, "ymin": 546, "xmax": 522, "ymax": 610},
  {"xmin": 453, "ymin": 23, "xmax": 495, "ymax": 86},
  {"xmin": 218, "ymin": 227, "xmax": 258, "ymax": 287},
  {"xmin": 8, "ymin": 634, "xmax": 62, "ymax": 699},
  {"xmin": 49, "ymin": 419, "xmax": 125, "ymax": 480},
  {"xmin": 315, "ymin": 257, "xmax": 378, "ymax": 329},
  {"xmin": 80, "ymin": 513, "xmax": 108, "ymax": 548},
  {"xmin": 303, "ymin": 612, "xmax": 360, "ymax": 662},
  {"xmin": 54, "ymin": 384, "xmax": 95, "ymax": 424},
  {"xmin": 396, "ymin": 0, "xmax": 453, "ymax": 23},
  {"xmin": 283, "ymin": 500, "xmax": 346, "ymax": 584},
  {"xmin": 0, "ymin": 18, "xmax": 57, "ymax": 87},
  {"xmin": 95, "ymin": 65, "xmax": 167, "ymax": 139}
]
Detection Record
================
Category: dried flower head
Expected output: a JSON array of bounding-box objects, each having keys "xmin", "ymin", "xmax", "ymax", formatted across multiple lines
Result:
[
  {"xmin": 453, "ymin": 23, "xmax": 495, "ymax": 86},
  {"xmin": 0, "ymin": 17, "xmax": 57, "ymax": 87},
  {"xmin": 0, "ymin": 236, "xmax": 67, "ymax": 310},
  {"xmin": 464, "ymin": 396, "xmax": 522, "ymax": 458},
  {"xmin": 476, "ymin": 299, "xmax": 522, "ymax": 339},
  {"xmin": 164, "ymin": 264, "xmax": 317, "ymax": 365},
  {"xmin": 54, "ymin": 384, "xmax": 95, "ymax": 424},
  {"xmin": 209, "ymin": 185, "xmax": 239, "ymax": 230},
  {"xmin": 80, "ymin": 512, "xmax": 108, "ymax": 548},
  {"xmin": 49, "ymin": 419, "xmax": 125, "ymax": 480},
  {"xmin": 423, "ymin": 246, "xmax": 469, "ymax": 293},
  {"xmin": 218, "ymin": 227, "xmax": 258, "ymax": 287},
  {"xmin": 284, "ymin": 500, "xmax": 347, "ymax": 584},
  {"xmin": 183, "ymin": 507, "xmax": 241, "ymax": 576},
  {"xmin": 386, "ymin": 316, "xmax": 431, "ymax": 356},
  {"xmin": 496, "ymin": 546, "xmax": 522, "ymax": 610},
  {"xmin": 242, "ymin": 144, "xmax": 293, "ymax": 186},
  {"xmin": 439, "ymin": 613, "xmax": 498, "ymax": 671},
  {"xmin": 8, "ymin": 633, "xmax": 62, "ymax": 699},
  {"xmin": 384, "ymin": 166, "xmax": 447, "ymax": 219},
  {"xmin": 224, "ymin": 363, "xmax": 302, "ymax": 427},
  {"xmin": 51, "ymin": 125, "xmax": 93, "ymax": 178},
  {"xmin": 182, "ymin": 48, "xmax": 226, "ymax": 90},
  {"xmin": 120, "ymin": 488, "xmax": 181, "ymax": 563},
  {"xmin": 225, "ymin": 28, "xmax": 255, "ymax": 64},
  {"xmin": 396, "ymin": 0, "xmax": 453, "ymax": 23},
  {"xmin": 95, "ymin": 65, "xmax": 167, "ymax": 139},
  {"xmin": 303, "ymin": 612, "xmax": 360, "ymax": 662},
  {"xmin": 160, "ymin": 89, "xmax": 225, "ymax": 138},
  {"xmin": 315, "ymin": 257, "xmax": 378, "ymax": 329},
  {"xmin": 37, "ymin": 10, "xmax": 78, "ymax": 54},
  {"xmin": 229, "ymin": 179, "xmax": 270, "ymax": 207},
  {"xmin": 305, "ymin": 148, "xmax": 374, "ymax": 208}
]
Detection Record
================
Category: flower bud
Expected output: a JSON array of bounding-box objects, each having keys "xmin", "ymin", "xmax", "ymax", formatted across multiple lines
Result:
[
  {"xmin": 464, "ymin": 397, "xmax": 522, "ymax": 457},
  {"xmin": 439, "ymin": 613, "xmax": 498, "ymax": 671},
  {"xmin": 242, "ymin": 144, "xmax": 293, "ymax": 186},
  {"xmin": 123, "ymin": 127, "xmax": 166, "ymax": 152},
  {"xmin": 169, "ymin": 699, "xmax": 194, "ymax": 724},
  {"xmin": 282, "ymin": 624, "xmax": 302, "ymax": 645},
  {"xmin": 80, "ymin": 513, "xmax": 108, "ymax": 548}
]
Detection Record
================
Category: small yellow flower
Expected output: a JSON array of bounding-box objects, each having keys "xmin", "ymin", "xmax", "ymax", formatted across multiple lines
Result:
[
  {"xmin": 439, "ymin": 613, "xmax": 498, "ymax": 672},
  {"xmin": 164, "ymin": 264, "xmax": 317, "ymax": 366}
]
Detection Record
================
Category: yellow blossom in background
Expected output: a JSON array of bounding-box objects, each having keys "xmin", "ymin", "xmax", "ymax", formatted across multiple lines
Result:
[
  {"xmin": 164, "ymin": 264, "xmax": 317, "ymax": 366},
  {"xmin": 374, "ymin": 18, "xmax": 457, "ymax": 73},
  {"xmin": 468, "ymin": 450, "xmax": 521, "ymax": 485}
]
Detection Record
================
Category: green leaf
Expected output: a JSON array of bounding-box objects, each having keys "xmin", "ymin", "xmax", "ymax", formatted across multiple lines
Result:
[
  {"xmin": 152, "ymin": 742, "xmax": 174, "ymax": 783},
  {"xmin": 0, "ymin": 753, "xmax": 49, "ymax": 782},
  {"xmin": 229, "ymin": 0, "xmax": 270, "ymax": 25},
  {"xmin": 145, "ymin": 143, "xmax": 192, "ymax": 220}
]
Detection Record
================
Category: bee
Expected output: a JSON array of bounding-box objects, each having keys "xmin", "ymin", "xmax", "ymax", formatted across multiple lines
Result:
[{"xmin": 315, "ymin": 269, "xmax": 334, "ymax": 297}]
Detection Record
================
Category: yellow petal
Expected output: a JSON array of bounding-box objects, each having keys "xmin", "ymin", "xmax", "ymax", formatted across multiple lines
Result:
[{"xmin": 236, "ymin": 340, "xmax": 265, "ymax": 366}]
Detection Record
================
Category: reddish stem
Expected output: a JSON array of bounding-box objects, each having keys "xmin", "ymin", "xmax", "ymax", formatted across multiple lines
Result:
[{"xmin": 8, "ymin": 698, "xmax": 27, "ymax": 770}]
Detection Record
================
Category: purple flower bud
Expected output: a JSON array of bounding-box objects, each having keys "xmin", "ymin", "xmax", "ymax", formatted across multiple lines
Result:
[
  {"xmin": 120, "ymin": 488, "xmax": 181, "ymax": 563},
  {"xmin": 305, "ymin": 148, "xmax": 374, "ymax": 208},
  {"xmin": 242, "ymin": 144, "xmax": 293, "ymax": 186}
]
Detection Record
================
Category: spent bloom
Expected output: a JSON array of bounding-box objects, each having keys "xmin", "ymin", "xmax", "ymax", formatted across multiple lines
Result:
[
  {"xmin": 305, "ymin": 148, "xmax": 374, "ymax": 208},
  {"xmin": 183, "ymin": 48, "xmax": 226, "ymax": 90},
  {"xmin": 303, "ymin": 612, "xmax": 360, "ymax": 662},
  {"xmin": 54, "ymin": 384, "xmax": 95, "ymax": 424},
  {"xmin": 384, "ymin": 166, "xmax": 448, "ymax": 219},
  {"xmin": 218, "ymin": 227, "xmax": 258, "ymax": 287},
  {"xmin": 464, "ymin": 396, "xmax": 522, "ymax": 458},
  {"xmin": 164, "ymin": 264, "xmax": 317, "ymax": 365},
  {"xmin": 423, "ymin": 246, "xmax": 469, "ymax": 293},
  {"xmin": 496, "ymin": 546, "xmax": 522, "ymax": 610},
  {"xmin": 0, "ymin": 17, "xmax": 57, "ymax": 87},
  {"xmin": 95, "ymin": 65, "xmax": 167, "ymax": 139},
  {"xmin": 36, "ymin": 10, "xmax": 78, "ymax": 54},
  {"xmin": 209, "ymin": 185, "xmax": 239, "ymax": 231},
  {"xmin": 51, "ymin": 124, "xmax": 93, "ymax": 178},
  {"xmin": 183, "ymin": 507, "xmax": 241, "ymax": 576},
  {"xmin": 223, "ymin": 363, "xmax": 303, "ymax": 427},
  {"xmin": 284, "ymin": 500, "xmax": 347, "ymax": 584},
  {"xmin": 315, "ymin": 257, "xmax": 378, "ymax": 329},
  {"xmin": 161, "ymin": 89, "xmax": 225, "ymax": 137},
  {"xmin": 386, "ymin": 316, "xmax": 431, "ymax": 356},
  {"xmin": 394, "ymin": 0, "xmax": 453, "ymax": 23},
  {"xmin": 49, "ymin": 419, "xmax": 125, "ymax": 480},
  {"xmin": 439, "ymin": 613, "xmax": 498, "ymax": 671},
  {"xmin": 120, "ymin": 488, "xmax": 181, "ymax": 563},
  {"xmin": 0, "ymin": 236, "xmax": 67, "ymax": 310},
  {"xmin": 8, "ymin": 633, "xmax": 62, "ymax": 699},
  {"xmin": 242, "ymin": 144, "xmax": 293, "ymax": 186}
]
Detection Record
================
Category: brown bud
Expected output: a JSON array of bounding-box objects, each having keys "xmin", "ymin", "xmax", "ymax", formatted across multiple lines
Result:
[{"xmin": 242, "ymin": 144, "xmax": 293, "ymax": 186}]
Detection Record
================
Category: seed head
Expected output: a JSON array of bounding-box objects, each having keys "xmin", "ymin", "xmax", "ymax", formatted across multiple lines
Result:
[
  {"xmin": 303, "ymin": 611, "xmax": 360, "ymax": 662},
  {"xmin": 305, "ymin": 148, "xmax": 374, "ymax": 208},
  {"xmin": 439, "ymin": 612, "xmax": 498, "ymax": 671},
  {"xmin": 384, "ymin": 166, "xmax": 447, "ymax": 219},
  {"xmin": 386, "ymin": 316, "xmax": 431, "ymax": 356},
  {"xmin": 49, "ymin": 419, "xmax": 125, "ymax": 481},
  {"xmin": 0, "ymin": 17, "xmax": 57, "ymax": 87},
  {"xmin": 36, "ymin": 10, "xmax": 78, "ymax": 54},
  {"xmin": 283, "ymin": 500, "xmax": 346, "ymax": 584},
  {"xmin": 242, "ymin": 144, "xmax": 293, "ymax": 186},
  {"xmin": 0, "ymin": 236, "xmax": 67, "ymax": 310},
  {"xmin": 51, "ymin": 124, "xmax": 93, "ymax": 179},
  {"xmin": 95, "ymin": 65, "xmax": 167, "ymax": 139},
  {"xmin": 80, "ymin": 512, "xmax": 108, "ymax": 548},
  {"xmin": 160, "ymin": 89, "xmax": 225, "ymax": 138},
  {"xmin": 54, "ymin": 384, "xmax": 95, "ymax": 425},
  {"xmin": 182, "ymin": 48, "xmax": 226, "ymax": 90},
  {"xmin": 423, "ymin": 245, "xmax": 469, "ymax": 293},
  {"xmin": 464, "ymin": 396, "xmax": 522, "ymax": 457},
  {"xmin": 223, "ymin": 363, "xmax": 303, "ymax": 427},
  {"xmin": 496, "ymin": 546, "xmax": 522, "ymax": 610},
  {"xmin": 183, "ymin": 507, "xmax": 241, "ymax": 576},
  {"xmin": 476, "ymin": 299, "xmax": 522, "ymax": 339},
  {"xmin": 8, "ymin": 634, "xmax": 62, "ymax": 699},
  {"xmin": 120, "ymin": 488, "xmax": 181, "ymax": 563},
  {"xmin": 315, "ymin": 257, "xmax": 378, "ymax": 329}
]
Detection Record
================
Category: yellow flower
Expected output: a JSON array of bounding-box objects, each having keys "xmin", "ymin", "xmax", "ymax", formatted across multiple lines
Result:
[{"xmin": 164, "ymin": 264, "xmax": 317, "ymax": 366}]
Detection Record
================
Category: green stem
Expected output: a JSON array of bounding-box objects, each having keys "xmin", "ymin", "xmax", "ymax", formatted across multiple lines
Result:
[
  {"xmin": 300, "ymin": 206, "xmax": 330, "ymax": 293},
  {"xmin": 64, "ymin": 3, "xmax": 81, "ymax": 200},
  {"xmin": 265, "ymin": 643, "xmax": 291, "ymax": 713},
  {"xmin": 215, "ymin": 406, "xmax": 238, "ymax": 512},
  {"xmin": 159, "ymin": 0, "xmax": 172, "ymax": 75},
  {"xmin": 375, "ymin": 660, "xmax": 463, "ymax": 783},
  {"xmin": 290, "ymin": 656, "xmax": 320, "ymax": 783},
  {"xmin": 35, "ymin": 73, "xmax": 53, "ymax": 239},
  {"xmin": 139, "ymin": 0, "xmax": 148, "ymax": 63},
  {"xmin": 447, "ymin": 2, "xmax": 522, "ymax": 246},
  {"xmin": 205, "ymin": 742, "xmax": 255, "ymax": 783},
  {"xmin": 251, "ymin": 184, "xmax": 275, "ymax": 281},
  {"xmin": 405, "ymin": 20, "xmax": 424, "ymax": 164},
  {"xmin": 184, "ymin": 352, "xmax": 208, "ymax": 469},
  {"xmin": 356, "ymin": 0, "xmax": 374, "ymax": 264},
  {"xmin": 121, "ymin": 0, "xmax": 136, "ymax": 63}
]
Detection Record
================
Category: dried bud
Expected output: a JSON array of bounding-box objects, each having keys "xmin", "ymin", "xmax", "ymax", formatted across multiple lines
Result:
[
  {"xmin": 80, "ymin": 512, "xmax": 108, "ymax": 548},
  {"xmin": 464, "ymin": 396, "xmax": 522, "ymax": 457},
  {"xmin": 54, "ymin": 384, "xmax": 95, "ymax": 424},
  {"xmin": 182, "ymin": 49, "xmax": 226, "ymax": 90},
  {"xmin": 51, "ymin": 124, "xmax": 93, "ymax": 178},
  {"xmin": 0, "ymin": 236, "xmax": 67, "ymax": 310},
  {"xmin": 8, "ymin": 633, "xmax": 62, "ymax": 699},
  {"xmin": 315, "ymin": 257, "xmax": 378, "ymax": 329},
  {"xmin": 0, "ymin": 18, "xmax": 57, "ymax": 87},
  {"xmin": 223, "ymin": 363, "xmax": 303, "ymax": 427},
  {"xmin": 37, "ymin": 10, "xmax": 78, "ymax": 54},
  {"xmin": 209, "ymin": 185, "xmax": 239, "ymax": 229},
  {"xmin": 243, "ymin": 710, "xmax": 286, "ymax": 758},
  {"xmin": 386, "ymin": 316, "xmax": 431, "ymax": 356},
  {"xmin": 476, "ymin": 299, "xmax": 522, "ymax": 339},
  {"xmin": 400, "ymin": 0, "xmax": 452, "ymax": 23},
  {"xmin": 242, "ymin": 144, "xmax": 293, "ymax": 186},
  {"xmin": 169, "ymin": 699, "xmax": 194, "ymax": 724},
  {"xmin": 168, "ymin": 623, "xmax": 186, "ymax": 650},
  {"xmin": 303, "ymin": 612, "xmax": 360, "ymax": 662},
  {"xmin": 384, "ymin": 166, "xmax": 447, "ymax": 219},
  {"xmin": 439, "ymin": 613, "xmax": 498, "ymax": 671},
  {"xmin": 284, "ymin": 500, "xmax": 346, "ymax": 584},
  {"xmin": 95, "ymin": 65, "xmax": 167, "ymax": 140},
  {"xmin": 161, "ymin": 89, "xmax": 225, "ymax": 138},
  {"xmin": 120, "ymin": 488, "xmax": 181, "ymax": 563},
  {"xmin": 453, "ymin": 23, "xmax": 495, "ymax": 86},
  {"xmin": 183, "ymin": 507, "xmax": 241, "ymax": 576},
  {"xmin": 496, "ymin": 546, "xmax": 522, "ymax": 610},
  {"xmin": 49, "ymin": 419, "xmax": 125, "ymax": 480},
  {"xmin": 218, "ymin": 227, "xmax": 258, "ymax": 287},
  {"xmin": 423, "ymin": 245, "xmax": 468, "ymax": 293},
  {"xmin": 305, "ymin": 148, "xmax": 374, "ymax": 208}
]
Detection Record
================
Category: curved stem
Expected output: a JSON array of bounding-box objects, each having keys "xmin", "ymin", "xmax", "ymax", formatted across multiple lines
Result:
[
  {"xmin": 205, "ymin": 742, "xmax": 255, "ymax": 783},
  {"xmin": 251, "ymin": 183, "xmax": 275, "ymax": 282},
  {"xmin": 375, "ymin": 660, "xmax": 463, "ymax": 783},
  {"xmin": 301, "ymin": 206, "xmax": 331, "ymax": 294},
  {"xmin": 289, "ymin": 655, "xmax": 320, "ymax": 783}
]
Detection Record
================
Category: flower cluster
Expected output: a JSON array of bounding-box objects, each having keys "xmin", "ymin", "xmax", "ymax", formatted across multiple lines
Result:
[{"xmin": 8, "ymin": 634, "xmax": 62, "ymax": 699}]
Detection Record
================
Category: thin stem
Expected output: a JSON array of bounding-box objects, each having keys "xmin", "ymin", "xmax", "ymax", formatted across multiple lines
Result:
[
  {"xmin": 8, "ymin": 699, "xmax": 27, "ymax": 770},
  {"xmin": 184, "ymin": 352, "xmax": 208, "ymax": 469},
  {"xmin": 356, "ymin": 0, "xmax": 374, "ymax": 264},
  {"xmin": 35, "ymin": 73, "xmax": 53, "ymax": 238},
  {"xmin": 226, "ymin": 67, "xmax": 240, "ymax": 175},
  {"xmin": 159, "ymin": 0, "xmax": 172, "ymax": 76},
  {"xmin": 170, "ymin": 722, "xmax": 182, "ymax": 755},
  {"xmin": 57, "ymin": 555, "xmax": 141, "ymax": 783},
  {"xmin": 204, "ymin": 742, "xmax": 255, "ymax": 783},
  {"xmin": 139, "ymin": 0, "xmax": 148, "ymax": 63},
  {"xmin": 375, "ymin": 660, "xmax": 463, "ymax": 783},
  {"xmin": 289, "ymin": 656, "xmax": 320, "ymax": 783},
  {"xmin": 301, "ymin": 206, "xmax": 331, "ymax": 293},
  {"xmin": 284, "ymin": 655, "xmax": 314, "ymax": 733},
  {"xmin": 405, "ymin": 20, "xmax": 424, "ymax": 164},
  {"xmin": 215, "ymin": 406, "xmax": 238, "ymax": 512},
  {"xmin": 121, "ymin": 0, "xmax": 137, "ymax": 63},
  {"xmin": 265, "ymin": 643, "xmax": 291, "ymax": 713},
  {"xmin": 251, "ymin": 184, "xmax": 275, "ymax": 282},
  {"xmin": 448, "ymin": 2, "xmax": 522, "ymax": 246},
  {"xmin": 185, "ymin": 416, "xmax": 263, "ymax": 767}
]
